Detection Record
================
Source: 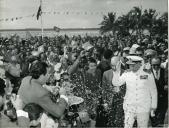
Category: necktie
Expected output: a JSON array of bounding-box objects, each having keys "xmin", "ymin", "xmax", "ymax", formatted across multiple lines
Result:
[{"xmin": 155, "ymin": 70, "xmax": 158, "ymax": 80}]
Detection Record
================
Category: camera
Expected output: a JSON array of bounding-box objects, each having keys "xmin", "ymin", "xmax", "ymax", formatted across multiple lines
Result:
[{"xmin": 4, "ymin": 98, "xmax": 17, "ymax": 122}]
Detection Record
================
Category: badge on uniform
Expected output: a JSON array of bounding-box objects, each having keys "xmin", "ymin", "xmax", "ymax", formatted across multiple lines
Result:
[{"xmin": 140, "ymin": 75, "xmax": 148, "ymax": 79}]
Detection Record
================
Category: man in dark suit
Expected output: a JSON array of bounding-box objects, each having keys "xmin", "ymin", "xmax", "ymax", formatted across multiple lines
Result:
[
  {"xmin": 150, "ymin": 57, "xmax": 168, "ymax": 127},
  {"xmin": 102, "ymin": 56, "xmax": 121, "ymax": 105},
  {"xmin": 98, "ymin": 56, "xmax": 118, "ymax": 127},
  {"xmin": 18, "ymin": 61, "xmax": 69, "ymax": 119}
]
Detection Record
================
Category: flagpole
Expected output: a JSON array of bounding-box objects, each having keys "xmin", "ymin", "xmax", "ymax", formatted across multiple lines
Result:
[{"xmin": 40, "ymin": 0, "xmax": 44, "ymax": 39}]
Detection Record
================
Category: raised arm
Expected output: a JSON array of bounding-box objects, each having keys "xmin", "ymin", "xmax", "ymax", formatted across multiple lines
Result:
[
  {"xmin": 67, "ymin": 57, "xmax": 80, "ymax": 74},
  {"xmin": 68, "ymin": 50, "xmax": 85, "ymax": 74}
]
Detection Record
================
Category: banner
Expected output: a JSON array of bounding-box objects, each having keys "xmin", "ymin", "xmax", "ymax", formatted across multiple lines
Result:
[{"xmin": 0, "ymin": 11, "xmax": 108, "ymax": 22}]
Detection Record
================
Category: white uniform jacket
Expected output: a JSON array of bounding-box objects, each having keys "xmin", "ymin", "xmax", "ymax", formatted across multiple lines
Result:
[{"xmin": 112, "ymin": 69, "xmax": 157, "ymax": 113}]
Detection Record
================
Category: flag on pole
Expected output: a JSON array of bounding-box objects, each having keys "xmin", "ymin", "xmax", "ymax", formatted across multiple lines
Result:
[{"xmin": 36, "ymin": 5, "xmax": 42, "ymax": 20}]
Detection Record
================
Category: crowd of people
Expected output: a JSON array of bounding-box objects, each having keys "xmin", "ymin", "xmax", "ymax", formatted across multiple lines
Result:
[{"xmin": 0, "ymin": 32, "xmax": 168, "ymax": 128}]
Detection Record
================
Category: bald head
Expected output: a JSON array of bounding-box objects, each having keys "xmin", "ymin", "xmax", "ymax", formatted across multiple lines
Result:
[
  {"xmin": 111, "ymin": 56, "xmax": 120, "ymax": 65},
  {"xmin": 151, "ymin": 57, "xmax": 161, "ymax": 70},
  {"xmin": 111, "ymin": 56, "xmax": 120, "ymax": 71}
]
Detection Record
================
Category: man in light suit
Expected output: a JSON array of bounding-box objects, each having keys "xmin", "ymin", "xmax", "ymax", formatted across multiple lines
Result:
[
  {"xmin": 102, "ymin": 56, "xmax": 126, "ymax": 127},
  {"xmin": 102, "ymin": 56, "xmax": 122, "ymax": 106},
  {"xmin": 112, "ymin": 56, "xmax": 157, "ymax": 128},
  {"xmin": 101, "ymin": 56, "xmax": 119, "ymax": 127}
]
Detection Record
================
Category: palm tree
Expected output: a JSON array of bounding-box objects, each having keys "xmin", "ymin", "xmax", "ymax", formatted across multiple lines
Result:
[
  {"xmin": 127, "ymin": 7, "xmax": 142, "ymax": 35},
  {"xmin": 152, "ymin": 12, "xmax": 168, "ymax": 36},
  {"xmin": 99, "ymin": 12, "xmax": 117, "ymax": 34},
  {"xmin": 115, "ymin": 15, "xmax": 130, "ymax": 36},
  {"xmin": 99, "ymin": 7, "xmax": 167, "ymax": 37},
  {"xmin": 141, "ymin": 9, "xmax": 157, "ymax": 36}
]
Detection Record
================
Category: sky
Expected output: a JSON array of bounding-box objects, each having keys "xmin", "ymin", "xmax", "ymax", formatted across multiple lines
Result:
[{"xmin": 0, "ymin": 0, "xmax": 168, "ymax": 29}]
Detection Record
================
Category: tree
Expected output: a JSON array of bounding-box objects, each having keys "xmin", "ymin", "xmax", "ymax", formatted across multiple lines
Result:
[
  {"xmin": 99, "ymin": 12, "xmax": 117, "ymax": 34},
  {"xmin": 115, "ymin": 15, "xmax": 130, "ymax": 36},
  {"xmin": 141, "ymin": 9, "xmax": 157, "ymax": 36},
  {"xmin": 99, "ymin": 7, "xmax": 168, "ymax": 37}
]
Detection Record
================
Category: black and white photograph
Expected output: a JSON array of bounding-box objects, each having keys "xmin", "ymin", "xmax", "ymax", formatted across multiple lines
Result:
[{"xmin": 0, "ymin": 0, "xmax": 168, "ymax": 127}]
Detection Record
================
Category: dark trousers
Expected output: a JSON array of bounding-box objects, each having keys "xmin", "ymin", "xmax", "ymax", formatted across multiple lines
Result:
[
  {"xmin": 151, "ymin": 94, "xmax": 168, "ymax": 127},
  {"xmin": 95, "ymin": 104, "xmax": 108, "ymax": 127}
]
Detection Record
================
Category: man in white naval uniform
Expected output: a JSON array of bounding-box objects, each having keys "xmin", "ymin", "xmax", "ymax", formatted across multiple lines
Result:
[{"xmin": 112, "ymin": 56, "xmax": 157, "ymax": 128}]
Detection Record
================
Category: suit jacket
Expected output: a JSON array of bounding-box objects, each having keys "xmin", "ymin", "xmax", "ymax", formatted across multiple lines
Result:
[
  {"xmin": 102, "ymin": 68, "xmax": 125, "ymax": 89},
  {"xmin": 18, "ymin": 76, "xmax": 68, "ymax": 118},
  {"xmin": 151, "ymin": 68, "xmax": 166, "ymax": 96},
  {"xmin": 102, "ymin": 68, "xmax": 126, "ymax": 105}
]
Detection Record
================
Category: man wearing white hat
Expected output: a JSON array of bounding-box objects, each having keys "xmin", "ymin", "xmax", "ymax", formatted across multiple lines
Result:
[{"xmin": 112, "ymin": 56, "xmax": 157, "ymax": 128}]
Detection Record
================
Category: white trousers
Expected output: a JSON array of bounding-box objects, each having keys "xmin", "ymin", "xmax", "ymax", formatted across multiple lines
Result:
[{"xmin": 124, "ymin": 111, "xmax": 149, "ymax": 128}]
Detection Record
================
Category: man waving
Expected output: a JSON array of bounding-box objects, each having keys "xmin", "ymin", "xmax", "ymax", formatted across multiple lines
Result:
[{"xmin": 112, "ymin": 56, "xmax": 157, "ymax": 128}]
